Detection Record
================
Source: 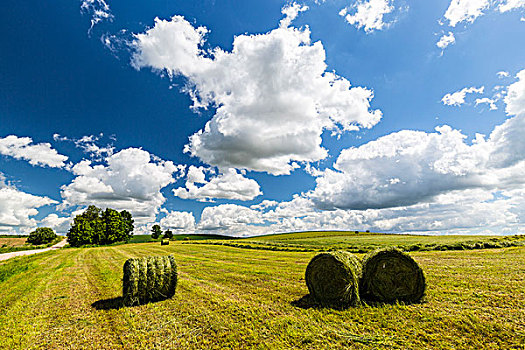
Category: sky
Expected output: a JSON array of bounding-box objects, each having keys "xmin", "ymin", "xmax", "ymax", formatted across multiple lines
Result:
[{"xmin": 1, "ymin": 0, "xmax": 524, "ymax": 236}]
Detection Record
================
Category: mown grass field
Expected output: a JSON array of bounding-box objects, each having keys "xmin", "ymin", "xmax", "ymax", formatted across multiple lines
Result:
[
  {"xmin": 1, "ymin": 234, "xmax": 524, "ymax": 349},
  {"xmin": 191, "ymin": 231, "xmax": 525, "ymax": 253}
]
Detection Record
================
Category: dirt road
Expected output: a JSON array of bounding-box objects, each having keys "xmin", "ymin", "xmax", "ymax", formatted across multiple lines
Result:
[{"xmin": 0, "ymin": 238, "xmax": 68, "ymax": 262}]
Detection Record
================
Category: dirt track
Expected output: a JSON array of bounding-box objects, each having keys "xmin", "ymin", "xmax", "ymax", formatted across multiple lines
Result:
[{"xmin": 0, "ymin": 238, "xmax": 68, "ymax": 262}]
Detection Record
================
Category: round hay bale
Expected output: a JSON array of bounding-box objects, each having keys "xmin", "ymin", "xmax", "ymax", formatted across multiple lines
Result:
[
  {"xmin": 305, "ymin": 251, "xmax": 361, "ymax": 306},
  {"xmin": 122, "ymin": 255, "xmax": 178, "ymax": 306},
  {"xmin": 360, "ymin": 247, "xmax": 425, "ymax": 304},
  {"xmin": 161, "ymin": 239, "xmax": 169, "ymax": 245}
]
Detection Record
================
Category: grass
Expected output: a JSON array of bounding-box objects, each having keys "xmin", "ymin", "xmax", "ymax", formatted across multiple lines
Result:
[
  {"xmin": 0, "ymin": 236, "xmax": 64, "ymax": 254},
  {"xmin": 186, "ymin": 231, "xmax": 525, "ymax": 253},
  {"xmin": 0, "ymin": 239, "xmax": 524, "ymax": 349}
]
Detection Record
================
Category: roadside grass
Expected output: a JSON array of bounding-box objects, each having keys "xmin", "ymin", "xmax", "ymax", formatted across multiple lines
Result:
[
  {"xmin": 0, "ymin": 236, "xmax": 64, "ymax": 254},
  {"xmin": 0, "ymin": 241, "xmax": 523, "ymax": 349}
]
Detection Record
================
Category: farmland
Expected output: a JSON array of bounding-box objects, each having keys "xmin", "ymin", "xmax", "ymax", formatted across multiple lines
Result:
[{"xmin": 0, "ymin": 234, "xmax": 524, "ymax": 349}]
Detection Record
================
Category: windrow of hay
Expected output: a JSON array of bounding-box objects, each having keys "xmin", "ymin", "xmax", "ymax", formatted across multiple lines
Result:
[
  {"xmin": 123, "ymin": 255, "xmax": 178, "ymax": 306},
  {"xmin": 305, "ymin": 251, "xmax": 361, "ymax": 306},
  {"xmin": 360, "ymin": 247, "xmax": 425, "ymax": 304}
]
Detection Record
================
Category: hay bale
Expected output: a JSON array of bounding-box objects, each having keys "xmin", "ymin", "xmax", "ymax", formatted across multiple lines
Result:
[
  {"xmin": 122, "ymin": 255, "xmax": 178, "ymax": 306},
  {"xmin": 305, "ymin": 251, "xmax": 361, "ymax": 306},
  {"xmin": 161, "ymin": 239, "xmax": 169, "ymax": 245},
  {"xmin": 360, "ymin": 247, "xmax": 425, "ymax": 304}
]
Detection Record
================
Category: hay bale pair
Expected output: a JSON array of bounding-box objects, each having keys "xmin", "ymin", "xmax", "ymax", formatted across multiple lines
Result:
[
  {"xmin": 122, "ymin": 255, "xmax": 178, "ymax": 306},
  {"xmin": 305, "ymin": 248, "xmax": 425, "ymax": 306}
]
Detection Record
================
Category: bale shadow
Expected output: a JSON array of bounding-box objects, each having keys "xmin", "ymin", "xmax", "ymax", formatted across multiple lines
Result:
[
  {"xmin": 291, "ymin": 294, "xmax": 426, "ymax": 310},
  {"xmin": 291, "ymin": 294, "xmax": 350, "ymax": 310},
  {"xmin": 91, "ymin": 296, "xmax": 124, "ymax": 310}
]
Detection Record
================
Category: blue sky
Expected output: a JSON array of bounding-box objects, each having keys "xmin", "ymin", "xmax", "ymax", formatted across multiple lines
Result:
[{"xmin": 1, "ymin": 0, "xmax": 524, "ymax": 236}]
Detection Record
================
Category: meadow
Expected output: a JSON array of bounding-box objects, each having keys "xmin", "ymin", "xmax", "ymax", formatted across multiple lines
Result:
[{"xmin": 0, "ymin": 233, "xmax": 524, "ymax": 349}]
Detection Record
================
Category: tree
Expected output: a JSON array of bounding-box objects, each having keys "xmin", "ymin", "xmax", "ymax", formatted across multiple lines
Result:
[
  {"xmin": 163, "ymin": 229, "xmax": 173, "ymax": 240},
  {"xmin": 151, "ymin": 225, "xmax": 162, "ymax": 239},
  {"xmin": 27, "ymin": 227, "xmax": 57, "ymax": 245},
  {"xmin": 67, "ymin": 205, "xmax": 135, "ymax": 247},
  {"xmin": 120, "ymin": 210, "xmax": 134, "ymax": 241}
]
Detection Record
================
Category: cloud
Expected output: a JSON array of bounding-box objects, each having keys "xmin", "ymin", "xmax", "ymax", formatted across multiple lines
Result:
[
  {"xmin": 39, "ymin": 213, "xmax": 71, "ymax": 234},
  {"xmin": 504, "ymin": 69, "xmax": 525, "ymax": 117},
  {"xmin": 497, "ymin": 71, "xmax": 510, "ymax": 78},
  {"xmin": 441, "ymin": 86, "xmax": 484, "ymax": 106},
  {"xmin": 339, "ymin": 0, "xmax": 395, "ymax": 33},
  {"xmin": 436, "ymin": 32, "xmax": 455, "ymax": 50},
  {"xmin": 0, "ymin": 178, "xmax": 56, "ymax": 233},
  {"xmin": 131, "ymin": 10, "xmax": 381, "ymax": 175},
  {"xmin": 173, "ymin": 167, "xmax": 262, "ymax": 201},
  {"xmin": 198, "ymin": 204, "xmax": 264, "ymax": 233},
  {"xmin": 498, "ymin": 0, "xmax": 525, "ymax": 13},
  {"xmin": 80, "ymin": 0, "xmax": 113, "ymax": 32},
  {"xmin": 159, "ymin": 211, "xmax": 195, "ymax": 231},
  {"xmin": 444, "ymin": 0, "xmax": 490, "ymax": 27},
  {"xmin": 279, "ymin": 2, "xmax": 309, "ymax": 28},
  {"xmin": 475, "ymin": 97, "xmax": 498, "ymax": 110},
  {"xmin": 60, "ymin": 148, "xmax": 183, "ymax": 224},
  {"xmin": 0, "ymin": 135, "xmax": 68, "ymax": 168},
  {"xmin": 54, "ymin": 133, "xmax": 114, "ymax": 159},
  {"xmin": 307, "ymin": 72, "xmax": 525, "ymax": 212}
]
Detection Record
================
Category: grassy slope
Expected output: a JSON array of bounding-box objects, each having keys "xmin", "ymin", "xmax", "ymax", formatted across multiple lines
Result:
[{"xmin": 0, "ymin": 242, "xmax": 524, "ymax": 349}]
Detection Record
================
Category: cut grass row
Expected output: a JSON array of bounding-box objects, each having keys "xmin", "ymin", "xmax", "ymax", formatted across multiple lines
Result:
[{"xmin": 1, "ymin": 242, "xmax": 524, "ymax": 349}]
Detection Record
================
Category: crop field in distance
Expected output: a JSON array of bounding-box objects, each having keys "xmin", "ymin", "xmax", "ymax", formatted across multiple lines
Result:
[{"xmin": 0, "ymin": 232, "xmax": 524, "ymax": 349}]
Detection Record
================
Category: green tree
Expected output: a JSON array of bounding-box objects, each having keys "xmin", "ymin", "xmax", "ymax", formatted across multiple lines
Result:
[
  {"xmin": 27, "ymin": 227, "xmax": 57, "ymax": 245},
  {"xmin": 120, "ymin": 210, "xmax": 134, "ymax": 241},
  {"xmin": 163, "ymin": 229, "xmax": 173, "ymax": 240},
  {"xmin": 151, "ymin": 224, "xmax": 162, "ymax": 239},
  {"xmin": 67, "ymin": 205, "xmax": 135, "ymax": 247}
]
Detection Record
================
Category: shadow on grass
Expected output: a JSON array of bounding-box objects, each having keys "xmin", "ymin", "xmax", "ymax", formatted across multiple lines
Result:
[
  {"xmin": 291, "ymin": 294, "xmax": 350, "ymax": 310},
  {"xmin": 291, "ymin": 294, "xmax": 426, "ymax": 310},
  {"xmin": 92, "ymin": 297, "xmax": 124, "ymax": 310},
  {"xmin": 92, "ymin": 296, "xmax": 172, "ymax": 310}
]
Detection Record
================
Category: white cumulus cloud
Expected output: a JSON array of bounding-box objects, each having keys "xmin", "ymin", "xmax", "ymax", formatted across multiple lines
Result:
[
  {"xmin": 0, "ymin": 135, "xmax": 68, "ymax": 168},
  {"xmin": 131, "ymin": 9, "xmax": 382, "ymax": 175},
  {"xmin": 173, "ymin": 167, "xmax": 262, "ymax": 201},
  {"xmin": 60, "ymin": 148, "xmax": 183, "ymax": 224},
  {"xmin": 0, "ymin": 179, "xmax": 57, "ymax": 233},
  {"xmin": 504, "ymin": 69, "xmax": 525, "ymax": 117},
  {"xmin": 442, "ymin": 86, "xmax": 484, "ymax": 106},
  {"xmin": 159, "ymin": 211, "xmax": 195, "ymax": 231},
  {"xmin": 339, "ymin": 0, "xmax": 395, "ymax": 33},
  {"xmin": 198, "ymin": 204, "xmax": 264, "ymax": 233}
]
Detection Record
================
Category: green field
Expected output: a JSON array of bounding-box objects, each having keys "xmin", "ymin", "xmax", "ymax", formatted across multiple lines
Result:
[
  {"xmin": 191, "ymin": 231, "xmax": 525, "ymax": 253},
  {"xmin": 1, "ymin": 233, "xmax": 524, "ymax": 349}
]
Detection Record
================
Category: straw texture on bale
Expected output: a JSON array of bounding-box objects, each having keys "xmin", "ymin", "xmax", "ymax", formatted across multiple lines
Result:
[
  {"xmin": 305, "ymin": 251, "xmax": 361, "ymax": 306},
  {"xmin": 123, "ymin": 255, "xmax": 178, "ymax": 306},
  {"xmin": 161, "ymin": 239, "xmax": 170, "ymax": 245},
  {"xmin": 360, "ymin": 247, "xmax": 425, "ymax": 304}
]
